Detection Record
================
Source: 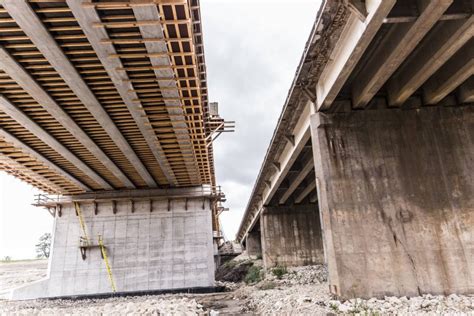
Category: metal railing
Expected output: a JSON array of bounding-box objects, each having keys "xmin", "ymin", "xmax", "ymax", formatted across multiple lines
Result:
[{"xmin": 33, "ymin": 193, "xmax": 60, "ymax": 206}]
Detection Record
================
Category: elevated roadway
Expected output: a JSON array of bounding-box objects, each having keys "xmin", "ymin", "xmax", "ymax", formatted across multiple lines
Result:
[{"xmin": 237, "ymin": 0, "xmax": 473, "ymax": 299}]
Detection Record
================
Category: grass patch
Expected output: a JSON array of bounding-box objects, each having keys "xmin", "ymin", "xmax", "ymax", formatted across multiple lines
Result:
[
  {"xmin": 271, "ymin": 265, "xmax": 288, "ymax": 279},
  {"xmin": 222, "ymin": 260, "xmax": 238, "ymax": 269},
  {"xmin": 244, "ymin": 265, "xmax": 263, "ymax": 284},
  {"xmin": 329, "ymin": 303, "xmax": 339, "ymax": 313}
]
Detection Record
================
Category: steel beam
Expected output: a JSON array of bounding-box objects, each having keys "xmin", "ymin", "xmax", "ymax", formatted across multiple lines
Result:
[
  {"xmin": 352, "ymin": 0, "xmax": 453, "ymax": 108},
  {"xmin": 67, "ymin": 0, "xmax": 178, "ymax": 186},
  {"xmin": 0, "ymin": 47, "xmax": 125, "ymax": 189},
  {"xmin": 316, "ymin": 0, "xmax": 396, "ymax": 111},
  {"xmin": 3, "ymin": 0, "xmax": 157, "ymax": 188},
  {"xmin": 387, "ymin": 16, "xmax": 474, "ymax": 106},
  {"xmin": 0, "ymin": 95, "xmax": 112, "ymax": 190},
  {"xmin": 423, "ymin": 40, "xmax": 474, "ymax": 105},
  {"xmin": 0, "ymin": 128, "xmax": 90, "ymax": 192}
]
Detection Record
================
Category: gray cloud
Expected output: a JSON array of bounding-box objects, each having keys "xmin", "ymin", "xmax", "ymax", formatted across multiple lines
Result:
[{"xmin": 201, "ymin": 0, "xmax": 321, "ymax": 239}]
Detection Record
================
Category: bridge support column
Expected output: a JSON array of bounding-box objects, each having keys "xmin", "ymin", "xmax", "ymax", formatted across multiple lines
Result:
[
  {"xmin": 11, "ymin": 190, "xmax": 216, "ymax": 299},
  {"xmin": 245, "ymin": 227, "xmax": 262, "ymax": 258},
  {"xmin": 310, "ymin": 106, "xmax": 474, "ymax": 299},
  {"xmin": 260, "ymin": 204, "xmax": 324, "ymax": 268}
]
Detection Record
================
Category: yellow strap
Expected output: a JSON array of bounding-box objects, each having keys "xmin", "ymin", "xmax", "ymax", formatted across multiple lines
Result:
[
  {"xmin": 98, "ymin": 235, "xmax": 117, "ymax": 293},
  {"xmin": 74, "ymin": 202, "xmax": 89, "ymax": 244}
]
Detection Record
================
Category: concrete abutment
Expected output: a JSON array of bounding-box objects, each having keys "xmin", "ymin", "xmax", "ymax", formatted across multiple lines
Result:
[
  {"xmin": 260, "ymin": 204, "xmax": 324, "ymax": 268},
  {"xmin": 310, "ymin": 106, "xmax": 474, "ymax": 299},
  {"xmin": 11, "ymin": 193, "xmax": 216, "ymax": 300}
]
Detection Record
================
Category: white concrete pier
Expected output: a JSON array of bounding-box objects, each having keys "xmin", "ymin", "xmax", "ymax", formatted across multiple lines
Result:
[{"xmin": 11, "ymin": 193, "xmax": 215, "ymax": 300}]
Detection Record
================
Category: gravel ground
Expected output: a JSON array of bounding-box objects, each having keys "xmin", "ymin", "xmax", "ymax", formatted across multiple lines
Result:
[
  {"xmin": 1, "ymin": 259, "xmax": 474, "ymax": 315},
  {"xmin": 0, "ymin": 295, "xmax": 205, "ymax": 315},
  {"xmin": 230, "ymin": 264, "xmax": 474, "ymax": 315}
]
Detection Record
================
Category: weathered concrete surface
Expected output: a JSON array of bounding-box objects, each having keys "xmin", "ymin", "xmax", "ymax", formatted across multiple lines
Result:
[
  {"xmin": 246, "ymin": 229, "xmax": 262, "ymax": 257},
  {"xmin": 11, "ymin": 198, "xmax": 215, "ymax": 299},
  {"xmin": 311, "ymin": 106, "xmax": 474, "ymax": 299},
  {"xmin": 260, "ymin": 204, "xmax": 324, "ymax": 268}
]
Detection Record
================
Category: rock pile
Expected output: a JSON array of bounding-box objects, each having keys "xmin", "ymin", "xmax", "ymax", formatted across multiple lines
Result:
[
  {"xmin": 330, "ymin": 294, "xmax": 474, "ymax": 315},
  {"xmin": 241, "ymin": 283, "xmax": 331, "ymax": 315},
  {"xmin": 237, "ymin": 264, "xmax": 331, "ymax": 314},
  {"xmin": 233, "ymin": 264, "xmax": 474, "ymax": 315},
  {"xmin": 266, "ymin": 264, "xmax": 328, "ymax": 286}
]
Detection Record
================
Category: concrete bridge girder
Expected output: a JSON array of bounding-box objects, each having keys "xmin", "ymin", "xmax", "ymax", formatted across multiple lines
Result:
[
  {"xmin": 66, "ymin": 0, "xmax": 179, "ymax": 186},
  {"xmin": 239, "ymin": 102, "xmax": 314, "ymax": 239},
  {"xmin": 3, "ymin": 0, "xmax": 158, "ymax": 189}
]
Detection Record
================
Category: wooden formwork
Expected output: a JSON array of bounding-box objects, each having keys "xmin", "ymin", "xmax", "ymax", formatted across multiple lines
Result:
[{"xmin": 0, "ymin": 0, "xmax": 218, "ymax": 195}]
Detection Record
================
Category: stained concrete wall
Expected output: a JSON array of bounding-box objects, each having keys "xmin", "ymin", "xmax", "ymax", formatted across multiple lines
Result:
[
  {"xmin": 11, "ymin": 198, "xmax": 215, "ymax": 299},
  {"xmin": 311, "ymin": 106, "xmax": 474, "ymax": 299},
  {"xmin": 260, "ymin": 204, "xmax": 324, "ymax": 268},
  {"xmin": 246, "ymin": 229, "xmax": 262, "ymax": 257}
]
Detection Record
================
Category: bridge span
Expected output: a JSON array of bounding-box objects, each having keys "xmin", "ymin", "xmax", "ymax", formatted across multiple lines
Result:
[
  {"xmin": 0, "ymin": 0, "xmax": 232, "ymax": 299},
  {"xmin": 237, "ymin": 0, "xmax": 473, "ymax": 299}
]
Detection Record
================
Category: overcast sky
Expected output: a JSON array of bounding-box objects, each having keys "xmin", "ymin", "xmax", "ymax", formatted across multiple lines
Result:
[{"xmin": 0, "ymin": 0, "xmax": 321, "ymax": 259}]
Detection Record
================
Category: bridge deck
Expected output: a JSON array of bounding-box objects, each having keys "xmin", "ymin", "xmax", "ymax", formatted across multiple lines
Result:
[{"xmin": 0, "ymin": 0, "xmax": 218, "ymax": 194}]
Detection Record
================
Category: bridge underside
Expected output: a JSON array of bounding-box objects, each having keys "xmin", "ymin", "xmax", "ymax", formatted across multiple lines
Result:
[
  {"xmin": 0, "ymin": 0, "xmax": 219, "ymax": 192},
  {"xmin": 238, "ymin": 0, "xmax": 473, "ymax": 299}
]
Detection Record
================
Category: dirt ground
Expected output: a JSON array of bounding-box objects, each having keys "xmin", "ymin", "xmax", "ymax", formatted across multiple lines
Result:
[{"xmin": 0, "ymin": 260, "xmax": 47, "ymax": 298}]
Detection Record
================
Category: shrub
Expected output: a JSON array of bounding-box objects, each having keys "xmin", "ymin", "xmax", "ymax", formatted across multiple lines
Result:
[
  {"xmin": 244, "ymin": 265, "xmax": 263, "ymax": 284},
  {"xmin": 271, "ymin": 265, "xmax": 288, "ymax": 279}
]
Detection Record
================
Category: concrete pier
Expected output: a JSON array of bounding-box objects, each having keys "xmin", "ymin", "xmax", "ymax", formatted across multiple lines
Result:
[
  {"xmin": 311, "ymin": 106, "xmax": 474, "ymax": 299},
  {"xmin": 11, "ymin": 195, "xmax": 215, "ymax": 300},
  {"xmin": 245, "ymin": 228, "xmax": 262, "ymax": 258},
  {"xmin": 260, "ymin": 204, "xmax": 324, "ymax": 268}
]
